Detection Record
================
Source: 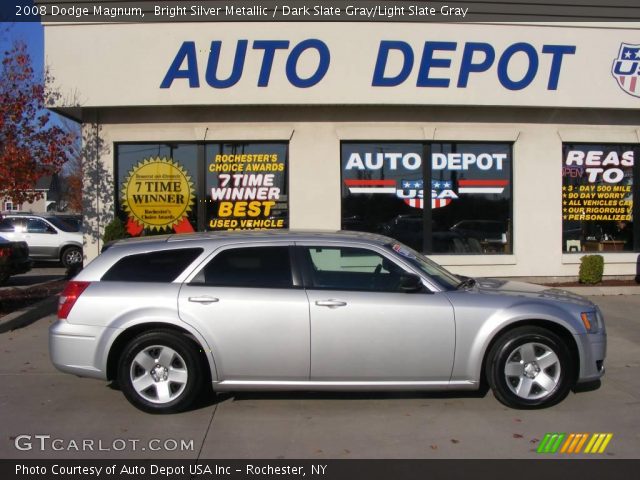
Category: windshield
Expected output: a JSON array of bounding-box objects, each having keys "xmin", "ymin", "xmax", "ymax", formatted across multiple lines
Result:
[{"xmin": 385, "ymin": 242, "xmax": 462, "ymax": 291}]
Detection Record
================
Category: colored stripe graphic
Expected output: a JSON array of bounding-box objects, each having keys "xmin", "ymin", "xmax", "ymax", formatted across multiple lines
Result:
[
  {"xmin": 458, "ymin": 179, "xmax": 509, "ymax": 186},
  {"xmin": 458, "ymin": 187, "xmax": 505, "ymax": 194},
  {"xmin": 345, "ymin": 179, "xmax": 397, "ymax": 194},
  {"xmin": 560, "ymin": 433, "xmax": 589, "ymax": 453},
  {"xmin": 344, "ymin": 179, "xmax": 396, "ymax": 186},
  {"xmin": 537, "ymin": 433, "xmax": 613, "ymax": 454},
  {"xmin": 348, "ymin": 187, "xmax": 396, "ymax": 194},
  {"xmin": 537, "ymin": 433, "xmax": 566, "ymax": 453},
  {"xmin": 458, "ymin": 179, "xmax": 507, "ymax": 195},
  {"xmin": 585, "ymin": 433, "xmax": 614, "ymax": 454}
]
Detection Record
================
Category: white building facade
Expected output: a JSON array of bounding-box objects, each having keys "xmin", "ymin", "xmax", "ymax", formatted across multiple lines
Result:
[{"xmin": 44, "ymin": 20, "xmax": 640, "ymax": 278}]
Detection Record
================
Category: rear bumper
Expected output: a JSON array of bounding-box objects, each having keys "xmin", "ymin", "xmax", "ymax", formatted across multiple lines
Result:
[
  {"xmin": 49, "ymin": 320, "xmax": 110, "ymax": 380},
  {"xmin": 8, "ymin": 258, "xmax": 32, "ymax": 275},
  {"xmin": 574, "ymin": 332, "xmax": 607, "ymax": 383}
]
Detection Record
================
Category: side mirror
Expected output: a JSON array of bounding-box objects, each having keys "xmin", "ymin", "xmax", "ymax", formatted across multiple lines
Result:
[
  {"xmin": 399, "ymin": 273, "xmax": 423, "ymax": 293},
  {"xmin": 47, "ymin": 227, "xmax": 58, "ymax": 234}
]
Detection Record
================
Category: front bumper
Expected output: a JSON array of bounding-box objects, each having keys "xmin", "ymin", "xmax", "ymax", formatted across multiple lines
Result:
[
  {"xmin": 49, "ymin": 320, "xmax": 110, "ymax": 380},
  {"xmin": 574, "ymin": 332, "xmax": 607, "ymax": 383}
]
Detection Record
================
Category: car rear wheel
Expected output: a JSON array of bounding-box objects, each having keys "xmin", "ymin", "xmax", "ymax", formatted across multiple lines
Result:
[
  {"xmin": 61, "ymin": 246, "xmax": 82, "ymax": 267},
  {"xmin": 486, "ymin": 326, "xmax": 574, "ymax": 409},
  {"xmin": 118, "ymin": 331, "xmax": 204, "ymax": 413}
]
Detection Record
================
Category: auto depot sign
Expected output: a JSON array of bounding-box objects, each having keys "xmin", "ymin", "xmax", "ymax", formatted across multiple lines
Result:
[
  {"xmin": 160, "ymin": 39, "xmax": 575, "ymax": 91},
  {"xmin": 46, "ymin": 22, "xmax": 640, "ymax": 109}
]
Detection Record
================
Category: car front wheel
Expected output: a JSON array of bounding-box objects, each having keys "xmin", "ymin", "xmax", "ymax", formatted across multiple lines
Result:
[
  {"xmin": 118, "ymin": 331, "xmax": 204, "ymax": 413},
  {"xmin": 486, "ymin": 326, "xmax": 574, "ymax": 409}
]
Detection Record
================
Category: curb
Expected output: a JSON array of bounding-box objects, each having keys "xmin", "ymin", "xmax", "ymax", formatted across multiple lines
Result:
[
  {"xmin": 560, "ymin": 286, "xmax": 640, "ymax": 296},
  {"xmin": 0, "ymin": 296, "xmax": 58, "ymax": 334}
]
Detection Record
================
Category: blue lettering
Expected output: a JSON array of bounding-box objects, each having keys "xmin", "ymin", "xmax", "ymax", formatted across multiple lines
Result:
[
  {"xmin": 253, "ymin": 40, "xmax": 290, "ymax": 87},
  {"xmin": 371, "ymin": 41, "xmax": 414, "ymax": 87},
  {"xmin": 497, "ymin": 42, "xmax": 538, "ymax": 90},
  {"xmin": 417, "ymin": 41, "xmax": 457, "ymax": 88},
  {"xmin": 457, "ymin": 42, "xmax": 495, "ymax": 88},
  {"xmin": 160, "ymin": 41, "xmax": 199, "ymax": 88},
  {"xmin": 205, "ymin": 40, "xmax": 247, "ymax": 89},
  {"xmin": 613, "ymin": 60, "xmax": 638, "ymax": 75},
  {"xmin": 285, "ymin": 39, "xmax": 330, "ymax": 88},
  {"xmin": 542, "ymin": 45, "xmax": 576, "ymax": 90}
]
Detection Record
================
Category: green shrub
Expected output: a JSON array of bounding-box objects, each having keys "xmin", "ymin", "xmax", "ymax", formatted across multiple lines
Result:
[
  {"xmin": 102, "ymin": 217, "xmax": 128, "ymax": 244},
  {"xmin": 579, "ymin": 255, "xmax": 604, "ymax": 284}
]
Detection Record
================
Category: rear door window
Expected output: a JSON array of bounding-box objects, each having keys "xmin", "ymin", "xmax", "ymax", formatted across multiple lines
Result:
[
  {"xmin": 191, "ymin": 246, "xmax": 293, "ymax": 288},
  {"xmin": 101, "ymin": 248, "xmax": 203, "ymax": 282}
]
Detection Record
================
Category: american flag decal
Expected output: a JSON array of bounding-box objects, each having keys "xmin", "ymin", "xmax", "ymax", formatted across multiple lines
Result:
[
  {"xmin": 612, "ymin": 43, "xmax": 640, "ymax": 98},
  {"xmin": 403, "ymin": 198, "xmax": 452, "ymax": 209}
]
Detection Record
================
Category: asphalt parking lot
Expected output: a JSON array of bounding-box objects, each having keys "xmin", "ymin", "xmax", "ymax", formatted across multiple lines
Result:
[
  {"xmin": 1, "ymin": 295, "xmax": 639, "ymax": 460},
  {"xmin": 1, "ymin": 266, "xmax": 66, "ymax": 288}
]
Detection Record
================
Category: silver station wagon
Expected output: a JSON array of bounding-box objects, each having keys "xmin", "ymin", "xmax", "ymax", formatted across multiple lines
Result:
[{"xmin": 50, "ymin": 231, "xmax": 606, "ymax": 413}]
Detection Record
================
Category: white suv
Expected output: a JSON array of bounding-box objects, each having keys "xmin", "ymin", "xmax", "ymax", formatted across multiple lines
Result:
[{"xmin": 0, "ymin": 214, "xmax": 83, "ymax": 266}]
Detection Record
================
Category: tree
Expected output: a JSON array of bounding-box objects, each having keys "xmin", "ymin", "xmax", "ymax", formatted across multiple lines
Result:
[
  {"xmin": 0, "ymin": 41, "xmax": 74, "ymax": 205},
  {"xmin": 58, "ymin": 118, "xmax": 82, "ymax": 212},
  {"xmin": 62, "ymin": 153, "xmax": 83, "ymax": 212}
]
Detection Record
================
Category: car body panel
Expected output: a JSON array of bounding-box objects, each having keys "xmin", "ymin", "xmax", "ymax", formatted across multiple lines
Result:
[
  {"xmin": 178, "ymin": 284, "xmax": 311, "ymax": 381},
  {"xmin": 59, "ymin": 281, "xmax": 219, "ymax": 382},
  {"xmin": 306, "ymin": 288, "xmax": 455, "ymax": 381}
]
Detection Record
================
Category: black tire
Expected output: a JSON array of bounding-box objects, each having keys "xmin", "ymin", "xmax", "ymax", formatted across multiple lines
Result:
[
  {"xmin": 118, "ymin": 330, "xmax": 204, "ymax": 414},
  {"xmin": 0, "ymin": 271, "xmax": 10, "ymax": 284},
  {"xmin": 485, "ymin": 326, "xmax": 574, "ymax": 409},
  {"xmin": 61, "ymin": 246, "xmax": 83, "ymax": 267}
]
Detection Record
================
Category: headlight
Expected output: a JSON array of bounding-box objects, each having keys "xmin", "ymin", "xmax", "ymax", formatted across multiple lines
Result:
[{"xmin": 580, "ymin": 311, "xmax": 599, "ymax": 333}]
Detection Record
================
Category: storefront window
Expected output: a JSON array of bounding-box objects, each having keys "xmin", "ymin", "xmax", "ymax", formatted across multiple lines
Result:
[
  {"xmin": 342, "ymin": 143, "xmax": 424, "ymax": 251},
  {"xmin": 116, "ymin": 142, "xmax": 288, "ymax": 235},
  {"xmin": 116, "ymin": 144, "xmax": 199, "ymax": 236},
  {"xmin": 431, "ymin": 143, "xmax": 512, "ymax": 254},
  {"xmin": 341, "ymin": 142, "xmax": 513, "ymax": 254},
  {"xmin": 562, "ymin": 144, "xmax": 636, "ymax": 252},
  {"xmin": 205, "ymin": 143, "xmax": 288, "ymax": 231}
]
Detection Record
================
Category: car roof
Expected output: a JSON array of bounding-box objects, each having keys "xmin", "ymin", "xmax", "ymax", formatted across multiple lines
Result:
[{"xmin": 108, "ymin": 229, "xmax": 395, "ymax": 248}]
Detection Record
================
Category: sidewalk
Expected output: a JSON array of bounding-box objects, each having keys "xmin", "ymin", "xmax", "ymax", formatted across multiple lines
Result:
[{"xmin": 0, "ymin": 277, "xmax": 64, "ymax": 333}]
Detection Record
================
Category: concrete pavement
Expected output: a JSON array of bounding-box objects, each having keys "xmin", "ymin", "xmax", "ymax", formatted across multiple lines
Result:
[{"xmin": 0, "ymin": 296, "xmax": 638, "ymax": 459}]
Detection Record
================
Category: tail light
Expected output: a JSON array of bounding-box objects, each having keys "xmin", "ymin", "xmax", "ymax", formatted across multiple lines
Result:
[
  {"xmin": 0, "ymin": 246, "xmax": 12, "ymax": 258},
  {"xmin": 58, "ymin": 281, "xmax": 91, "ymax": 320}
]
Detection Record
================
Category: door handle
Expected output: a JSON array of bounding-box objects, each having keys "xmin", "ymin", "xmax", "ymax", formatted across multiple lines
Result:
[
  {"xmin": 315, "ymin": 299, "xmax": 347, "ymax": 308},
  {"xmin": 188, "ymin": 296, "xmax": 219, "ymax": 304}
]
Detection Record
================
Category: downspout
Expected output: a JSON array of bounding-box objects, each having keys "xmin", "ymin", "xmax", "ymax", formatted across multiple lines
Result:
[{"xmin": 94, "ymin": 111, "xmax": 101, "ymax": 252}]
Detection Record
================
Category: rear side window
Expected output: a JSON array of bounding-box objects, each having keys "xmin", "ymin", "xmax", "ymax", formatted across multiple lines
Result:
[
  {"xmin": 192, "ymin": 246, "xmax": 292, "ymax": 288},
  {"xmin": 102, "ymin": 248, "xmax": 203, "ymax": 282}
]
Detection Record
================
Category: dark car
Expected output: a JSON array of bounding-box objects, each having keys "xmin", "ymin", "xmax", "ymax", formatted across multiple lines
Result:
[{"xmin": 0, "ymin": 235, "xmax": 33, "ymax": 284}]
